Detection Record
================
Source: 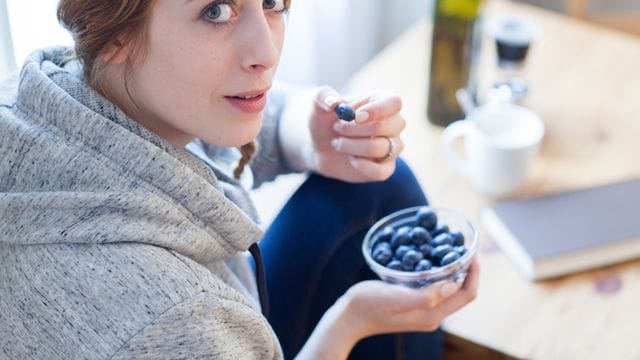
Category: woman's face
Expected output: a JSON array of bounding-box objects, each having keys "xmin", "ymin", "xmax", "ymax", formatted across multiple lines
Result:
[{"xmin": 111, "ymin": 0, "xmax": 288, "ymax": 147}]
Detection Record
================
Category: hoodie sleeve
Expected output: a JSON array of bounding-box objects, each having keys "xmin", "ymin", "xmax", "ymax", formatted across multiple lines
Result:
[
  {"xmin": 111, "ymin": 293, "xmax": 282, "ymax": 360},
  {"xmin": 249, "ymin": 83, "xmax": 304, "ymax": 188}
]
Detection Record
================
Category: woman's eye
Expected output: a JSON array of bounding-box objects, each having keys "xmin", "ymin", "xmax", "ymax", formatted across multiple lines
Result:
[
  {"xmin": 203, "ymin": 3, "xmax": 234, "ymax": 23},
  {"xmin": 263, "ymin": 0, "xmax": 287, "ymax": 13}
]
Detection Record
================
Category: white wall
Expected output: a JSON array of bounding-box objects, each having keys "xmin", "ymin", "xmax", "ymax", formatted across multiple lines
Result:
[
  {"xmin": 0, "ymin": 0, "xmax": 16, "ymax": 79},
  {"xmin": 6, "ymin": 0, "xmax": 73, "ymax": 67},
  {"xmin": 277, "ymin": 0, "xmax": 432, "ymax": 91}
]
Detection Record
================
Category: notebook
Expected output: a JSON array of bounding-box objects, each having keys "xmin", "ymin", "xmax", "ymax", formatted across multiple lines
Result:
[{"xmin": 481, "ymin": 178, "xmax": 640, "ymax": 280}]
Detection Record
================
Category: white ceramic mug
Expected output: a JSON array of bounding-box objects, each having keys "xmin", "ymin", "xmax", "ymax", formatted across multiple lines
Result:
[{"xmin": 441, "ymin": 102, "xmax": 545, "ymax": 196}]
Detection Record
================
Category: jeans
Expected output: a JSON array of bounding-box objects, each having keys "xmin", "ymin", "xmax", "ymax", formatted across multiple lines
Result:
[{"xmin": 261, "ymin": 158, "xmax": 443, "ymax": 360}]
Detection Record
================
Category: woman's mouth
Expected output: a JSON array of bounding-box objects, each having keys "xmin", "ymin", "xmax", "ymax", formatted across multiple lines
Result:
[{"xmin": 225, "ymin": 91, "xmax": 268, "ymax": 113}]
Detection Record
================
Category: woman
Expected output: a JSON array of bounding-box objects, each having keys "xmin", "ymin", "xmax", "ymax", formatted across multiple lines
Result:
[{"xmin": 0, "ymin": 0, "xmax": 478, "ymax": 359}]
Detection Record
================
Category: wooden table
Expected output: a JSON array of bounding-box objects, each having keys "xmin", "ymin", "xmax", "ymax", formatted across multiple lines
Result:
[{"xmin": 347, "ymin": 0, "xmax": 640, "ymax": 359}]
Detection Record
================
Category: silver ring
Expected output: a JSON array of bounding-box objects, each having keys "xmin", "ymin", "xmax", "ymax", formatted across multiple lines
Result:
[{"xmin": 381, "ymin": 136, "xmax": 395, "ymax": 160}]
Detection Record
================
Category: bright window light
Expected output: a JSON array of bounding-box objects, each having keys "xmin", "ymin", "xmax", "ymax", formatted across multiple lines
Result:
[{"xmin": 6, "ymin": 0, "xmax": 73, "ymax": 68}]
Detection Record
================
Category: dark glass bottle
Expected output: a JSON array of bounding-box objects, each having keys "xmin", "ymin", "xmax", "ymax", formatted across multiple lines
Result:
[{"xmin": 427, "ymin": 0, "xmax": 483, "ymax": 127}]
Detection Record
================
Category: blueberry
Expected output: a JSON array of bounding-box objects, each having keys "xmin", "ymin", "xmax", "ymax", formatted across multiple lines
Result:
[
  {"xmin": 372, "ymin": 226, "xmax": 395, "ymax": 247},
  {"xmin": 372, "ymin": 243, "xmax": 393, "ymax": 265},
  {"xmin": 415, "ymin": 207, "xmax": 437, "ymax": 231},
  {"xmin": 335, "ymin": 103, "xmax": 356, "ymax": 121},
  {"xmin": 386, "ymin": 260, "xmax": 403, "ymax": 271},
  {"xmin": 390, "ymin": 226, "xmax": 412, "ymax": 248},
  {"xmin": 401, "ymin": 250, "xmax": 423, "ymax": 269},
  {"xmin": 440, "ymin": 251, "xmax": 461, "ymax": 266},
  {"xmin": 401, "ymin": 263, "xmax": 415, "ymax": 271},
  {"xmin": 418, "ymin": 243, "xmax": 433, "ymax": 258},
  {"xmin": 373, "ymin": 241, "xmax": 392, "ymax": 253},
  {"xmin": 450, "ymin": 230, "xmax": 465, "ymax": 247},
  {"xmin": 408, "ymin": 227, "xmax": 431, "ymax": 245},
  {"xmin": 430, "ymin": 244, "xmax": 454, "ymax": 265},
  {"xmin": 394, "ymin": 245, "xmax": 414, "ymax": 260},
  {"xmin": 414, "ymin": 259, "xmax": 433, "ymax": 271},
  {"xmin": 454, "ymin": 246, "xmax": 467, "ymax": 256},
  {"xmin": 431, "ymin": 233, "xmax": 453, "ymax": 247},
  {"xmin": 430, "ymin": 224, "xmax": 450, "ymax": 237}
]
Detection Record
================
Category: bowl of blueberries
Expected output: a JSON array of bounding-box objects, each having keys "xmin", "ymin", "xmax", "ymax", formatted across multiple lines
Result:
[{"xmin": 362, "ymin": 206, "xmax": 478, "ymax": 288}]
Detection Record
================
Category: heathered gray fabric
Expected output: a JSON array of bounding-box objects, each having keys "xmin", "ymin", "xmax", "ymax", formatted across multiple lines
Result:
[{"xmin": 0, "ymin": 47, "xmax": 295, "ymax": 359}]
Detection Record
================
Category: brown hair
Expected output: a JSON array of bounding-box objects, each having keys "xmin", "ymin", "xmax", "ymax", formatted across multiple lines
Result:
[
  {"xmin": 57, "ymin": 0, "xmax": 154, "ymax": 88},
  {"xmin": 57, "ymin": 0, "xmax": 256, "ymax": 179},
  {"xmin": 234, "ymin": 142, "xmax": 257, "ymax": 180}
]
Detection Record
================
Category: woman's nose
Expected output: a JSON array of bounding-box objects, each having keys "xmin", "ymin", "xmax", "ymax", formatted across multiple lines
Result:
[{"xmin": 240, "ymin": 12, "xmax": 281, "ymax": 73}]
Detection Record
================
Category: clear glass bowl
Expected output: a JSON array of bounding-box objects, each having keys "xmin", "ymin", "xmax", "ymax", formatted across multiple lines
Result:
[{"xmin": 362, "ymin": 206, "xmax": 478, "ymax": 288}]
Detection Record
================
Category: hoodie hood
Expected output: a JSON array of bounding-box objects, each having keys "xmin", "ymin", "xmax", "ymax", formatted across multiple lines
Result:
[{"xmin": 0, "ymin": 47, "xmax": 263, "ymax": 264}]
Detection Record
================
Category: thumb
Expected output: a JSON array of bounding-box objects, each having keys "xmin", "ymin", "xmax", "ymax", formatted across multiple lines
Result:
[{"xmin": 314, "ymin": 86, "xmax": 341, "ymax": 113}]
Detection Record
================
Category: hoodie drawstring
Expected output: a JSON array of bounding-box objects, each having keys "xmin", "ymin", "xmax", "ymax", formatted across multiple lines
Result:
[{"xmin": 248, "ymin": 243, "xmax": 269, "ymax": 318}]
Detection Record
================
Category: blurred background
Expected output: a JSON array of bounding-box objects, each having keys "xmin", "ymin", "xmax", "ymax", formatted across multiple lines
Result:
[{"xmin": 1, "ymin": 0, "xmax": 639, "ymax": 87}]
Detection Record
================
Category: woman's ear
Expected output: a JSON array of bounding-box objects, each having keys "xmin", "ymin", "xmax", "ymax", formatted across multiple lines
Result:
[{"xmin": 100, "ymin": 39, "xmax": 130, "ymax": 65}]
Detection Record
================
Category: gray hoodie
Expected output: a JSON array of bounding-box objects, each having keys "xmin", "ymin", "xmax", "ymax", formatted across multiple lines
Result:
[{"xmin": 0, "ymin": 47, "xmax": 295, "ymax": 359}]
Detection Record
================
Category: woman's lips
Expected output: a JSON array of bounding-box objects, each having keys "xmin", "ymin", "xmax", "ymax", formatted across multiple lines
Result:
[{"xmin": 224, "ymin": 93, "xmax": 267, "ymax": 113}]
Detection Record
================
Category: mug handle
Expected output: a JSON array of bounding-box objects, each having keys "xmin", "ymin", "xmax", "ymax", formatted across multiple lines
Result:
[{"xmin": 441, "ymin": 120, "xmax": 471, "ymax": 177}]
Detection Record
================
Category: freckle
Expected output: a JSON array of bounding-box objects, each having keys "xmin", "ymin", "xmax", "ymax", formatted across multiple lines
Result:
[{"xmin": 594, "ymin": 275, "xmax": 623, "ymax": 294}]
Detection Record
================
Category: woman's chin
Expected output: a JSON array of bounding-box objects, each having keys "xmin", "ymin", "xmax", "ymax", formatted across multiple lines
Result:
[
  {"xmin": 201, "ymin": 130, "xmax": 260, "ymax": 148},
  {"xmin": 197, "ymin": 114, "xmax": 262, "ymax": 147}
]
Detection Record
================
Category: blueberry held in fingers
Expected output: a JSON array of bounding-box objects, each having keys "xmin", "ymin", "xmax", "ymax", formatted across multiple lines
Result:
[{"xmin": 335, "ymin": 103, "xmax": 356, "ymax": 121}]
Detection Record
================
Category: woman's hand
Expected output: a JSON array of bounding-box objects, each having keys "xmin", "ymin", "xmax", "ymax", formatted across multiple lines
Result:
[
  {"xmin": 279, "ymin": 86, "xmax": 406, "ymax": 183},
  {"xmin": 343, "ymin": 258, "xmax": 479, "ymax": 337},
  {"xmin": 296, "ymin": 259, "xmax": 480, "ymax": 359},
  {"xmin": 308, "ymin": 87, "xmax": 406, "ymax": 182}
]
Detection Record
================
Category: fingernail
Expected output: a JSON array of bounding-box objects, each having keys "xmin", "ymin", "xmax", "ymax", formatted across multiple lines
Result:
[
  {"xmin": 355, "ymin": 111, "xmax": 369, "ymax": 123},
  {"xmin": 440, "ymin": 282, "xmax": 459, "ymax": 297},
  {"xmin": 331, "ymin": 138, "xmax": 340, "ymax": 150},
  {"xmin": 349, "ymin": 156, "xmax": 358, "ymax": 168},
  {"xmin": 323, "ymin": 94, "xmax": 339, "ymax": 110},
  {"xmin": 333, "ymin": 122, "xmax": 341, "ymax": 133}
]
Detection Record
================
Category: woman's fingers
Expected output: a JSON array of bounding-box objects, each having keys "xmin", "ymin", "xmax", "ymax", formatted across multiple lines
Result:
[
  {"xmin": 428, "ymin": 258, "xmax": 480, "ymax": 318},
  {"xmin": 343, "ymin": 259, "xmax": 478, "ymax": 335},
  {"xmin": 334, "ymin": 113, "xmax": 406, "ymax": 138},
  {"xmin": 348, "ymin": 156, "xmax": 397, "ymax": 182},
  {"xmin": 352, "ymin": 92, "xmax": 403, "ymax": 124},
  {"xmin": 343, "ymin": 135, "xmax": 403, "ymax": 180},
  {"xmin": 402, "ymin": 259, "xmax": 478, "ymax": 332},
  {"xmin": 315, "ymin": 86, "xmax": 342, "ymax": 112},
  {"xmin": 318, "ymin": 88, "xmax": 403, "ymax": 126},
  {"xmin": 331, "ymin": 136, "xmax": 404, "ymax": 160}
]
